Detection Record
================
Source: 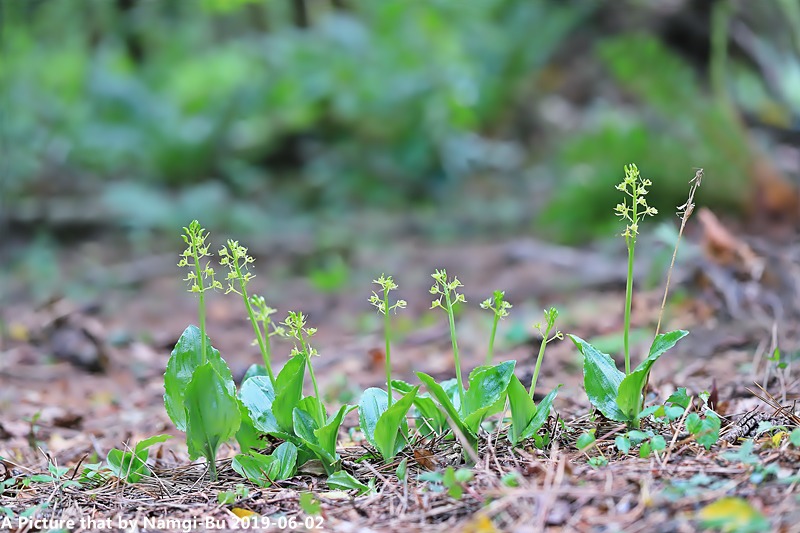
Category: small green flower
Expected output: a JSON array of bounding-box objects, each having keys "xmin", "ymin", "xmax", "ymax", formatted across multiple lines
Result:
[
  {"xmin": 219, "ymin": 240, "xmax": 255, "ymax": 295},
  {"xmin": 614, "ymin": 163, "xmax": 658, "ymax": 240}
]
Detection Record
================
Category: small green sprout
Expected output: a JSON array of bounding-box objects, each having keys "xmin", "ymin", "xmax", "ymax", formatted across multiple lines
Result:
[
  {"xmin": 614, "ymin": 164, "xmax": 658, "ymax": 375},
  {"xmin": 480, "ymin": 290, "xmax": 512, "ymax": 365},
  {"xmin": 430, "ymin": 269, "xmax": 467, "ymax": 408},
  {"xmin": 283, "ymin": 311, "xmax": 324, "ymax": 422},
  {"xmin": 178, "ymin": 220, "xmax": 222, "ymax": 363},
  {"xmin": 369, "ymin": 274, "xmax": 407, "ymax": 407},
  {"xmin": 530, "ymin": 307, "xmax": 563, "ymax": 399},
  {"xmin": 219, "ymin": 240, "xmax": 277, "ymax": 387}
]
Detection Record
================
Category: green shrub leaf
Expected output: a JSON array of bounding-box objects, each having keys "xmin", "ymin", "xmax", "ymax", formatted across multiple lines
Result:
[
  {"xmin": 272, "ymin": 354, "xmax": 307, "ymax": 434},
  {"xmin": 239, "ymin": 376, "xmax": 280, "ymax": 434},
  {"xmin": 184, "ymin": 363, "xmax": 241, "ymax": 475},
  {"xmin": 416, "ymin": 372, "xmax": 472, "ymax": 445},
  {"xmin": 327, "ymin": 471, "xmax": 372, "ymax": 495},
  {"xmin": 393, "ymin": 379, "xmax": 448, "ymax": 436},
  {"xmin": 520, "ymin": 385, "xmax": 561, "ymax": 443},
  {"xmin": 617, "ymin": 330, "xmax": 688, "ymax": 420},
  {"xmin": 358, "ymin": 387, "xmax": 387, "ymax": 448},
  {"xmin": 570, "ymin": 335, "xmax": 626, "ymax": 421},
  {"xmin": 267, "ymin": 442, "xmax": 298, "ymax": 481},
  {"xmin": 374, "ymin": 387, "xmax": 417, "ymax": 460},
  {"xmin": 507, "ymin": 375, "xmax": 536, "ymax": 445},
  {"xmin": 164, "ymin": 325, "xmax": 235, "ymax": 431},
  {"xmin": 463, "ymin": 361, "xmax": 515, "ymax": 421},
  {"xmin": 232, "ymin": 452, "xmax": 277, "ymax": 487}
]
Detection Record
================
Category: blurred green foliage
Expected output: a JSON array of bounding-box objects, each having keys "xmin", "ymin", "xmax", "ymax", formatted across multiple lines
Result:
[
  {"xmin": 1, "ymin": 0, "xmax": 586, "ymax": 233},
  {"xmin": 543, "ymin": 34, "xmax": 753, "ymax": 243}
]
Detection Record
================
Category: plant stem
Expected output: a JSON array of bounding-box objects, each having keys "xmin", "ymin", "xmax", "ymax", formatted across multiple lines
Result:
[
  {"xmin": 300, "ymin": 335, "xmax": 325, "ymax": 424},
  {"xmin": 383, "ymin": 287, "xmax": 393, "ymax": 408},
  {"xmin": 486, "ymin": 314, "xmax": 499, "ymax": 365},
  {"xmin": 208, "ymin": 459, "xmax": 218, "ymax": 481},
  {"xmin": 444, "ymin": 290, "xmax": 466, "ymax": 411},
  {"xmin": 243, "ymin": 292, "xmax": 276, "ymax": 387},
  {"xmin": 234, "ymin": 261, "xmax": 276, "ymax": 387},
  {"xmin": 192, "ymin": 250, "xmax": 207, "ymax": 365},
  {"xmin": 529, "ymin": 335, "xmax": 550, "ymax": 400},
  {"xmin": 623, "ymin": 241, "xmax": 635, "ymax": 376}
]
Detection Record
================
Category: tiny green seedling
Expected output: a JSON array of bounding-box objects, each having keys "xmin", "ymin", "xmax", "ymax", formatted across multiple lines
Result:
[
  {"xmin": 106, "ymin": 434, "xmax": 172, "ymax": 484},
  {"xmin": 231, "ymin": 442, "xmax": 298, "ymax": 487},
  {"xmin": 419, "ymin": 467, "xmax": 474, "ymax": 499},
  {"xmin": 480, "ymin": 290, "xmax": 511, "ymax": 365}
]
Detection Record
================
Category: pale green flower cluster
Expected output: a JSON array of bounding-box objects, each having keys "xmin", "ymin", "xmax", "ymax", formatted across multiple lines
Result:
[{"xmin": 614, "ymin": 163, "xmax": 658, "ymax": 241}]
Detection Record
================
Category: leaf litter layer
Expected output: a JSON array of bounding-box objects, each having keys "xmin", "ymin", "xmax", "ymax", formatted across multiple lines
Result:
[{"xmin": 2, "ymin": 209, "xmax": 800, "ymax": 532}]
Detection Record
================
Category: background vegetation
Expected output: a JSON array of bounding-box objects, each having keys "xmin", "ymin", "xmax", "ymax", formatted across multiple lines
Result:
[{"xmin": 1, "ymin": 0, "xmax": 798, "ymax": 256}]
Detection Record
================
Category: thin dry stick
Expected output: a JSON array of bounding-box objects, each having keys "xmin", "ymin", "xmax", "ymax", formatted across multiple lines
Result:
[{"xmin": 655, "ymin": 168, "xmax": 703, "ymax": 337}]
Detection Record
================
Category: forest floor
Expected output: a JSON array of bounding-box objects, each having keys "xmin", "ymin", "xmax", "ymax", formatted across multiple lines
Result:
[{"xmin": 1, "ymin": 212, "xmax": 799, "ymax": 532}]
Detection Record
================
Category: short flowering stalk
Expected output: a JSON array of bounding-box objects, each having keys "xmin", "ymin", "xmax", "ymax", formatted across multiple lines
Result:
[
  {"xmin": 178, "ymin": 220, "xmax": 222, "ymax": 364},
  {"xmin": 614, "ymin": 164, "xmax": 657, "ymax": 375},
  {"xmin": 480, "ymin": 290, "xmax": 512, "ymax": 365},
  {"xmin": 284, "ymin": 312, "xmax": 325, "ymax": 423},
  {"xmin": 220, "ymin": 240, "xmax": 276, "ymax": 387},
  {"xmin": 430, "ymin": 269, "xmax": 467, "ymax": 410},
  {"xmin": 529, "ymin": 307, "xmax": 562, "ymax": 399},
  {"xmin": 369, "ymin": 275, "xmax": 407, "ymax": 408}
]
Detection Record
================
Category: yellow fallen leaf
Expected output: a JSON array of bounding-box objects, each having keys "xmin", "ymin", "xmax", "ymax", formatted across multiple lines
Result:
[
  {"xmin": 8, "ymin": 322, "xmax": 29, "ymax": 342},
  {"xmin": 771, "ymin": 432, "xmax": 785, "ymax": 448},
  {"xmin": 698, "ymin": 497, "xmax": 769, "ymax": 532},
  {"xmin": 461, "ymin": 514, "xmax": 497, "ymax": 533},
  {"xmin": 231, "ymin": 508, "xmax": 259, "ymax": 519}
]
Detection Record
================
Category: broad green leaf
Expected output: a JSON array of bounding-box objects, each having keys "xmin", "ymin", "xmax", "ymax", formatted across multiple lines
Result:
[
  {"xmin": 315, "ymin": 404, "xmax": 351, "ymax": 459},
  {"xmin": 242, "ymin": 364, "xmax": 268, "ymax": 384},
  {"xmin": 519, "ymin": 386, "xmax": 561, "ymax": 443},
  {"xmin": 327, "ymin": 471, "xmax": 371, "ymax": 495},
  {"xmin": 134, "ymin": 434, "xmax": 173, "ymax": 454},
  {"xmin": 374, "ymin": 387, "xmax": 417, "ymax": 459},
  {"xmin": 272, "ymin": 354, "xmax": 307, "ymax": 433},
  {"xmin": 569, "ymin": 335, "xmax": 626, "ymax": 421},
  {"xmin": 239, "ymin": 376, "xmax": 279, "ymax": 434},
  {"xmin": 440, "ymin": 378, "xmax": 462, "ymax": 413},
  {"xmin": 463, "ymin": 361, "xmax": 515, "ymax": 418},
  {"xmin": 576, "ymin": 432, "xmax": 595, "ymax": 450},
  {"xmin": 416, "ymin": 372, "xmax": 472, "ymax": 442},
  {"xmin": 358, "ymin": 387, "xmax": 387, "ymax": 448},
  {"xmin": 266, "ymin": 442, "xmax": 298, "ymax": 481},
  {"xmin": 107, "ymin": 449, "xmax": 148, "ymax": 483},
  {"xmin": 615, "ymin": 435, "xmax": 631, "ymax": 455},
  {"xmin": 164, "ymin": 325, "xmax": 235, "ymax": 431},
  {"xmin": 292, "ymin": 407, "xmax": 319, "ymax": 445},
  {"xmin": 507, "ymin": 375, "xmax": 536, "ymax": 445},
  {"xmin": 235, "ymin": 402, "xmax": 263, "ymax": 453},
  {"xmin": 107, "ymin": 435, "xmax": 173, "ymax": 483},
  {"xmin": 394, "ymin": 380, "xmax": 447, "ymax": 436},
  {"xmin": 231, "ymin": 452, "xmax": 276, "ymax": 487},
  {"xmin": 185, "ymin": 363, "xmax": 241, "ymax": 468},
  {"xmin": 617, "ymin": 330, "xmax": 689, "ymax": 420},
  {"xmin": 298, "ymin": 396, "xmax": 326, "ymax": 427},
  {"xmin": 666, "ymin": 387, "xmax": 691, "ymax": 409},
  {"xmin": 292, "ymin": 407, "xmax": 337, "ymax": 473}
]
